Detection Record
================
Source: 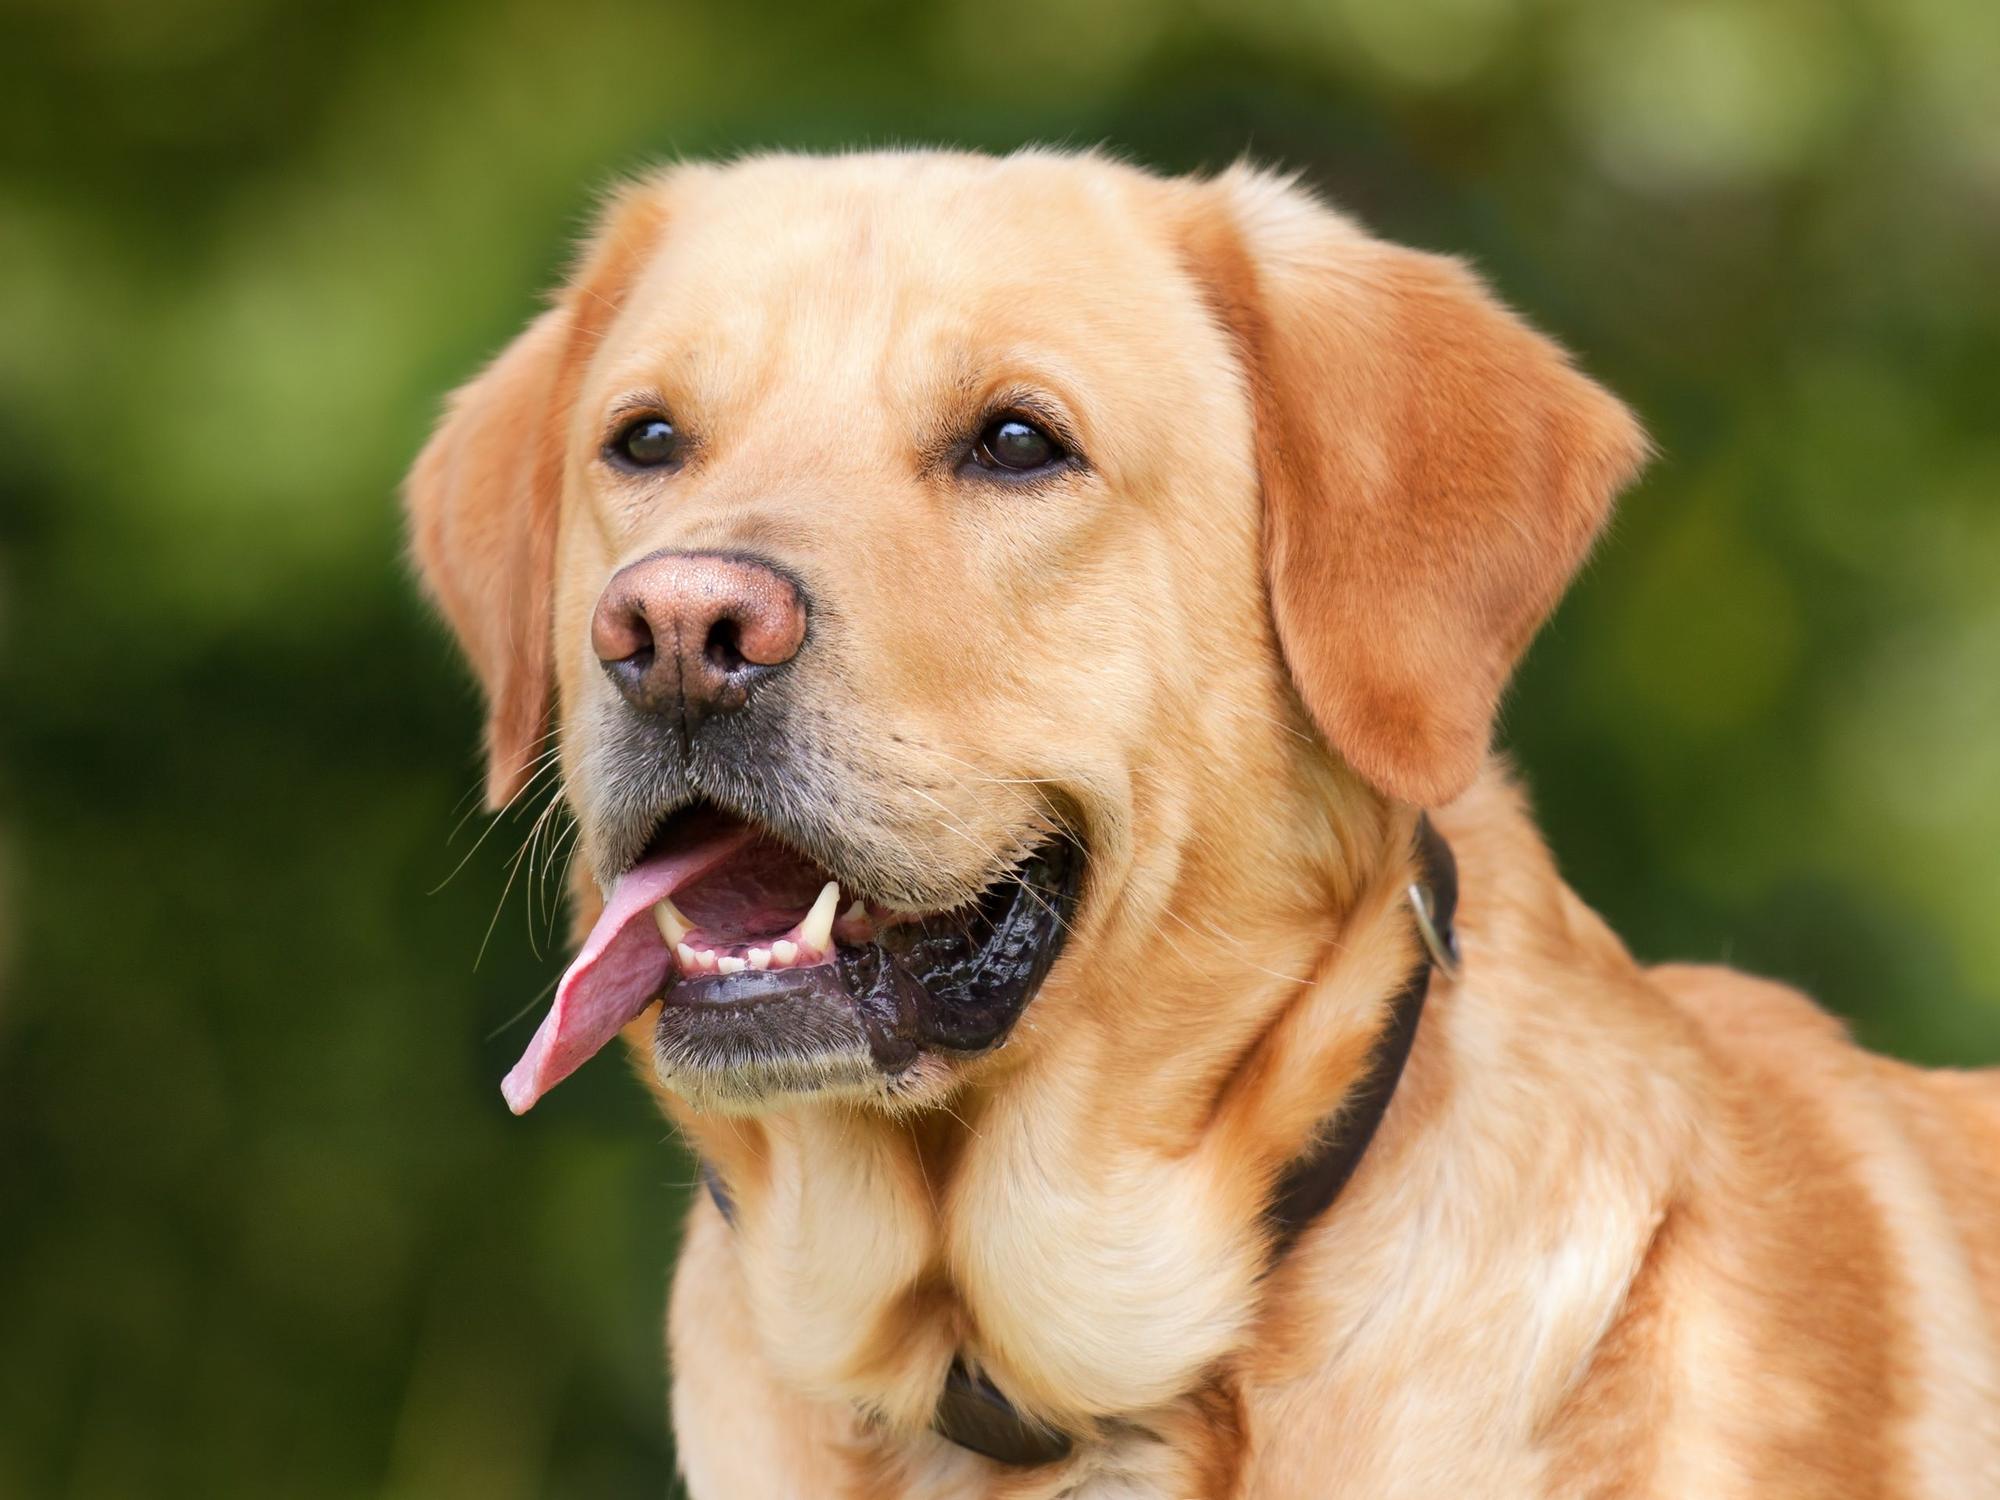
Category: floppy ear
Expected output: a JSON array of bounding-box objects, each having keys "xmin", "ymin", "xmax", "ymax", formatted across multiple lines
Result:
[
  {"xmin": 405, "ymin": 185, "xmax": 667, "ymax": 808},
  {"xmin": 1182, "ymin": 167, "xmax": 1649, "ymax": 807},
  {"xmin": 406, "ymin": 309, "xmax": 572, "ymax": 808}
]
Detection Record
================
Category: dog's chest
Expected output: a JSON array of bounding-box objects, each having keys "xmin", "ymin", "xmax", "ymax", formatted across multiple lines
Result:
[{"xmin": 735, "ymin": 1096, "xmax": 1266, "ymax": 1426}]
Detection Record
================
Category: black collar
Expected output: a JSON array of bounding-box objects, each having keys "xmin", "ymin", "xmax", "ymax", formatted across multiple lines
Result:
[
  {"xmin": 707, "ymin": 817, "xmax": 1459, "ymax": 1471},
  {"xmin": 1262, "ymin": 813, "xmax": 1458, "ymax": 1262}
]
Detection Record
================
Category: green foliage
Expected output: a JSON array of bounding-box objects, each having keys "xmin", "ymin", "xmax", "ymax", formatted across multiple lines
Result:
[{"xmin": 3, "ymin": 0, "xmax": 1996, "ymax": 1492}]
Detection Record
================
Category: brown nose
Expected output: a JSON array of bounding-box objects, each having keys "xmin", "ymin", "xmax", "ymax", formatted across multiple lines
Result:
[{"xmin": 590, "ymin": 551, "xmax": 808, "ymax": 724}]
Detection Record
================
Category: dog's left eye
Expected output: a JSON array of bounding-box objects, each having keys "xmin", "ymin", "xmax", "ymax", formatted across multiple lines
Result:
[
  {"xmin": 609, "ymin": 416, "xmax": 682, "ymax": 469},
  {"xmin": 972, "ymin": 416, "xmax": 1064, "ymax": 473}
]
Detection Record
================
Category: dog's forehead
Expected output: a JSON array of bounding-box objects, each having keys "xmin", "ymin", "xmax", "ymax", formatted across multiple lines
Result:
[{"xmin": 592, "ymin": 153, "xmax": 1198, "ymax": 401}]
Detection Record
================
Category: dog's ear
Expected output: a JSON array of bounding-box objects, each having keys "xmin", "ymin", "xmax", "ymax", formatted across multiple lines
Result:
[
  {"xmin": 405, "ymin": 186, "xmax": 667, "ymax": 808},
  {"xmin": 1180, "ymin": 167, "xmax": 1648, "ymax": 807},
  {"xmin": 406, "ymin": 307, "xmax": 572, "ymax": 809}
]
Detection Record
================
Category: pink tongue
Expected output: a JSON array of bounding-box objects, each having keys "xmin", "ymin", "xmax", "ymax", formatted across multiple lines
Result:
[{"xmin": 501, "ymin": 824, "xmax": 752, "ymax": 1114}]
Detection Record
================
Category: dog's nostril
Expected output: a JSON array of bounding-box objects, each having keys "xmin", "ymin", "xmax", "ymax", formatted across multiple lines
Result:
[
  {"xmin": 704, "ymin": 617, "xmax": 747, "ymax": 674},
  {"xmin": 619, "ymin": 609, "xmax": 657, "ymax": 666},
  {"xmin": 591, "ymin": 592, "xmax": 658, "ymax": 669}
]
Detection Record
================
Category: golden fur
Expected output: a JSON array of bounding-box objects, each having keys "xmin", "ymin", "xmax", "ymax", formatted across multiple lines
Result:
[{"xmin": 407, "ymin": 149, "xmax": 2000, "ymax": 1497}]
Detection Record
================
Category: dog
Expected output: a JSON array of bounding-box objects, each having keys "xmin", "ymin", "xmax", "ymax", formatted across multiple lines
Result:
[{"xmin": 405, "ymin": 149, "xmax": 2000, "ymax": 1497}]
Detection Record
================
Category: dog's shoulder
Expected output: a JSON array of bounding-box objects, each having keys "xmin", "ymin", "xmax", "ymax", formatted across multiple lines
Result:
[
  {"xmin": 1642, "ymin": 960, "xmax": 2000, "ymax": 1490},
  {"xmin": 1648, "ymin": 961, "xmax": 1856, "ymax": 1055}
]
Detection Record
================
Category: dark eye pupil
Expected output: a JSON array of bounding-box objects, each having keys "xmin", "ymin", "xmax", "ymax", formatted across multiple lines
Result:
[
  {"xmin": 982, "ymin": 418, "xmax": 1056, "ymax": 471},
  {"xmin": 618, "ymin": 418, "xmax": 679, "ymax": 466}
]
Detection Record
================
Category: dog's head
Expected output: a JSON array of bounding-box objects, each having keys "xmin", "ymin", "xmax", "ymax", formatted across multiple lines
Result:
[{"xmin": 407, "ymin": 151, "xmax": 1644, "ymax": 1115}]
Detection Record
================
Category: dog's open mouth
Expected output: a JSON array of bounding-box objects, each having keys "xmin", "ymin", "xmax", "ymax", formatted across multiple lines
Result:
[{"xmin": 502, "ymin": 804, "xmax": 1081, "ymax": 1111}]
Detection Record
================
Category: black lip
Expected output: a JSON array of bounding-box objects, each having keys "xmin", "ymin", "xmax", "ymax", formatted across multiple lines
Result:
[{"xmin": 652, "ymin": 834, "xmax": 1081, "ymax": 1093}]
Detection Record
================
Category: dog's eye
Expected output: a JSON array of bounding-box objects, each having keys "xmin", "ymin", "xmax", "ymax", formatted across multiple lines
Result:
[
  {"xmin": 609, "ymin": 416, "xmax": 682, "ymax": 469},
  {"xmin": 972, "ymin": 416, "xmax": 1063, "ymax": 473}
]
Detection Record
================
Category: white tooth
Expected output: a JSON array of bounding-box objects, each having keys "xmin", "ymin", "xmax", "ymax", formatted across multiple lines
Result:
[
  {"xmin": 653, "ymin": 896, "xmax": 692, "ymax": 946},
  {"xmin": 842, "ymin": 899, "xmax": 865, "ymax": 925},
  {"xmin": 771, "ymin": 939, "xmax": 799, "ymax": 966},
  {"xmin": 716, "ymin": 956, "xmax": 747, "ymax": 975},
  {"xmin": 697, "ymin": 949, "xmax": 718, "ymax": 973},
  {"xmin": 675, "ymin": 942, "xmax": 698, "ymax": 971},
  {"xmin": 747, "ymin": 948, "xmax": 771, "ymax": 970},
  {"xmin": 799, "ymin": 881, "xmax": 839, "ymax": 954}
]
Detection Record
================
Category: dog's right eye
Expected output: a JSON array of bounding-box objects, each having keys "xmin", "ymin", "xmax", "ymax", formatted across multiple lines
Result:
[
  {"xmin": 608, "ymin": 416, "xmax": 682, "ymax": 469},
  {"xmin": 970, "ymin": 415, "xmax": 1067, "ymax": 475}
]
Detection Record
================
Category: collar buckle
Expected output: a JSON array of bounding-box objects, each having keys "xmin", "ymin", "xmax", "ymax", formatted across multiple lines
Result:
[{"xmin": 1406, "ymin": 879, "xmax": 1460, "ymax": 982}]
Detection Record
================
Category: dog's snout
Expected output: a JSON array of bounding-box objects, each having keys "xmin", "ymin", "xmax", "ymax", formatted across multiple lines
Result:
[{"xmin": 591, "ymin": 552, "xmax": 807, "ymax": 723}]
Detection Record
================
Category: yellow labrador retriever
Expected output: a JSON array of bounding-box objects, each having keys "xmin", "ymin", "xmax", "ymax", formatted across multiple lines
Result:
[{"xmin": 406, "ymin": 150, "xmax": 2000, "ymax": 1497}]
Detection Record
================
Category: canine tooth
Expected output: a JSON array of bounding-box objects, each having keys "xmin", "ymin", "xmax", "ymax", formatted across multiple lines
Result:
[
  {"xmin": 716, "ymin": 955, "xmax": 747, "ymax": 975},
  {"xmin": 771, "ymin": 939, "xmax": 799, "ymax": 966},
  {"xmin": 800, "ymin": 881, "xmax": 839, "ymax": 954},
  {"xmin": 747, "ymin": 948, "xmax": 771, "ymax": 970},
  {"xmin": 842, "ymin": 899, "xmax": 865, "ymax": 924},
  {"xmin": 675, "ymin": 942, "xmax": 698, "ymax": 971},
  {"xmin": 652, "ymin": 896, "xmax": 692, "ymax": 946}
]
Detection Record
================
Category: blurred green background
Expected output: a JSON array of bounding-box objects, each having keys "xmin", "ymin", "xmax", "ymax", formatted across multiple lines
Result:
[{"xmin": 3, "ymin": 0, "xmax": 1997, "ymax": 1494}]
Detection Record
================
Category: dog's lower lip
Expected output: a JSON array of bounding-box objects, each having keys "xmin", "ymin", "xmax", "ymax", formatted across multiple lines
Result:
[{"xmin": 662, "ymin": 952, "xmax": 842, "ymax": 1007}]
